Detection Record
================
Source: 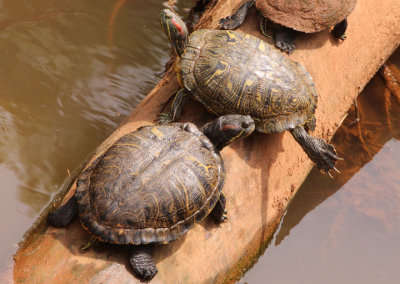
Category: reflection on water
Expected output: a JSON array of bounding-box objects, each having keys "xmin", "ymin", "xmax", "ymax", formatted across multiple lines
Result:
[
  {"xmin": 240, "ymin": 49, "xmax": 400, "ymax": 283},
  {"xmin": 0, "ymin": 0, "xmax": 191, "ymax": 270}
]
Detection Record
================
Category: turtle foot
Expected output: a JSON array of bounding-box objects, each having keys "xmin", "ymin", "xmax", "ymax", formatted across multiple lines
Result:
[
  {"xmin": 291, "ymin": 126, "xmax": 340, "ymax": 175},
  {"xmin": 210, "ymin": 193, "xmax": 227, "ymax": 224},
  {"xmin": 130, "ymin": 246, "xmax": 158, "ymax": 282},
  {"xmin": 157, "ymin": 112, "xmax": 173, "ymax": 125},
  {"xmin": 219, "ymin": 16, "xmax": 240, "ymax": 30},
  {"xmin": 220, "ymin": 210, "xmax": 228, "ymax": 223},
  {"xmin": 310, "ymin": 137, "xmax": 340, "ymax": 174},
  {"xmin": 332, "ymin": 18, "xmax": 348, "ymax": 41},
  {"xmin": 219, "ymin": 1, "xmax": 254, "ymax": 30},
  {"xmin": 275, "ymin": 29, "xmax": 296, "ymax": 54},
  {"xmin": 212, "ymin": 209, "xmax": 228, "ymax": 224},
  {"xmin": 132, "ymin": 263, "xmax": 158, "ymax": 282}
]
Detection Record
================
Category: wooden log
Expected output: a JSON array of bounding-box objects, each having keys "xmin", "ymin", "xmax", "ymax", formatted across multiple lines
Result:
[{"xmin": 13, "ymin": 0, "xmax": 400, "ymax": 283}]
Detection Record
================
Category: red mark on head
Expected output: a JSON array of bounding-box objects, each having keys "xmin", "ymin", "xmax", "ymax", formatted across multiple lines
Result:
[
  {"xmin": 221, "ymin": 124, "xmax": 239, "ymax": 131},
  {"xmin": 171, "ymin": 19, "xmax": 183, "ymax": 35}
]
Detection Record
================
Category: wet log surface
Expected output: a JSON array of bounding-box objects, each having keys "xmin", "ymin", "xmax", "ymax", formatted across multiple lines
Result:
[{"xmin": 13, "ymin": 0, "xmax": 400, "ymax": 283}]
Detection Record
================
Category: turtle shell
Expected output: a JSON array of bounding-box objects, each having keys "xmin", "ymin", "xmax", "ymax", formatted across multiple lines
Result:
[
  {"xmin": 74, "ymin": 123, "xmax": 225, "ymax": 245},
  {"xmin": 179, "ymin": 29, "xmax": 317, "ymax": 133},
  {"xmin": 255, "ymin": 0, "xmax": 357, "ymax": 33}
]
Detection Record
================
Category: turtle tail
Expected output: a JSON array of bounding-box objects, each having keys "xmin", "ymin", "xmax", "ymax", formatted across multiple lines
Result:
[{"xmin": 47, "ymin": 195, "xmax": 78, "ymax": 228}]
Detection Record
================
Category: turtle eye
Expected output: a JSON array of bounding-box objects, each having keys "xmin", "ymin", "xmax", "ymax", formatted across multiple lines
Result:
[{"xmin": 241, "ymin": 121, "xmax": 250, "ymax": 129}]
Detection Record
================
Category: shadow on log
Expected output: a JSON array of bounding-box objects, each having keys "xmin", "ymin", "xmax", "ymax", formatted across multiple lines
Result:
[
  {"xmin": 275, "ymin": 48, "xmax": 400, "ymax": 246},
  {"xmin": 12, "ymin": 0, "xmax": 400, "ymax": 283}
]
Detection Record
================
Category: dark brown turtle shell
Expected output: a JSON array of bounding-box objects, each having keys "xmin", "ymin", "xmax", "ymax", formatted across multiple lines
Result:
[
  {"xmin": 179, "ymin": 29, "xmax": 317, "ymax": 133},
  {"xmin": 256, "ymin": 0, "xmax": 357, "ymax": 33},
  {"xmin": 74, "ymin": 123, "xmax": 225, "ymax": 245}
]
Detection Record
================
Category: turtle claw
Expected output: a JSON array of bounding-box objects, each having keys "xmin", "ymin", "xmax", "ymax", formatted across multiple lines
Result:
[
  {"xmin": 218, "ymin": 215, "xmax": 228, "ymax": 224},
  {"xmin": 291, "ymin": 127, "xmax": 340, "ymax": 175},
  {"xmin": 215, "ymin": 211, "xmax": 228, "ymax": 224},
  {"xmin": 221, "ymin": 210, "xmax": 228, "ymax": 223},
  {"xmin": 210, "ymin": 203, "xmax": 227, "ymax": 224},
  {"xmin": 314, "ymin": 142, "xmax": 340, "ymax": 174}
]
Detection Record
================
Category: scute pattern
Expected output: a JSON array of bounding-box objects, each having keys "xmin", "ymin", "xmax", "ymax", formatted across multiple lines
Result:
[
  {"xmin": 256, "ymin": 0, "xmax": 357, "ymax": 33},
  {"xmin": 75, "ymin": 124, "xmax": 225, "ymax": 245},
  {"xmin": 180, "ymin": 29, "xmax": 317, "ymax": 133}
]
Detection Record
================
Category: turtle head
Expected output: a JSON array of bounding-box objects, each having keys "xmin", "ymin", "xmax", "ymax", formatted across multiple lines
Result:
[
  {"xmin": 160, "ymin": 9, "xmax": 188, "ymax": 57},
  {"xmin": 200, "ymin": 115, "xmax": 255, "ymax": 151}
]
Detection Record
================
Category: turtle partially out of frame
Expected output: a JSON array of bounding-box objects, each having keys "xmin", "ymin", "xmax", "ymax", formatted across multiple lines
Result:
[{"xmin": 219, "ymin": 0, "xmax": 357, "ymax": 53}]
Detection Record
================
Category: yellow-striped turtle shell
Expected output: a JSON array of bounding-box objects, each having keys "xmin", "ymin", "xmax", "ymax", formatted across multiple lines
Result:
[
  {"xmin": 178, "ymin": 29, "xmax": 318, "ymax": 133},
  {"xmin": 75, "ymin": 123, "xmax": 224, "ymax": 245}
]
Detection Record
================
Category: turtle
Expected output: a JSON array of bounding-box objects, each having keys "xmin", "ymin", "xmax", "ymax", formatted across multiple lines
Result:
[
  {"xmin": 47, "ymin": 114, "xmax": 255, "ymax": 281},
  {"xmin": 159, "ymin": 9, "xmax": 340, "ymax": 174},
  {"xmin": 219, "ymin": 0, "xmax": 357, "ymax": 54}
]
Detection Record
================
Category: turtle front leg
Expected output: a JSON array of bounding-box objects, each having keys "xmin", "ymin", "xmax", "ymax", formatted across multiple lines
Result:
[
  {"xmin": 210, "ymin": 192, "xmax": 227, "ymax": 223},
  {"xmin": 219, "ymin": 1, "xmax": 254, "ymax": 30},
  {"xmin": 290, "ymin": 126, "xmax": 340, "ymax": 174},
  {"xmin": 130, "ymin": 245, "xmax": 158, "ymax": 281},
  {"xmin": 158, "ymin": 88, "xmax": 190, "ymax": 124},
  {"xmin": 332, "ymin": 18, "xmax": 348, "ymax": 40},
  {"xmin": 260, "ymin": 16, "xmax": 296, "ymax": 54},
  {"xmin": 274, "ymin": 27, "xmax": 296, "ymax": 54},
  {"xmin": 47, "ymin": 195, "xmax": 78, "ymax": 227}
]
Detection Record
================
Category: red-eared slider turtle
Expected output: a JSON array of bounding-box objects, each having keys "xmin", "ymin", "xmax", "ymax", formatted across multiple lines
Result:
[
  {"xmin": 219, "ymin": 0, "xmax": 357, "ymax": 53},
  {"xmin": 160, "ymin": 9, "xmax": 339, "ymax": 174},
  {"xmin": 47, "ymin": 114, "xmax": 255, "ymax": 281}
]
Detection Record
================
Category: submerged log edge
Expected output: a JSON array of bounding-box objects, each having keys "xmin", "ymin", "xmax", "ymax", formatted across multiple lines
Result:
[{"xmin": 13, "ymin": 0, "xmax": 400, "ymax": 283}]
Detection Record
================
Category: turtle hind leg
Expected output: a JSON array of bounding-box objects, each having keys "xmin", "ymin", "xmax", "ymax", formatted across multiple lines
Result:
[
  {"xmin": 47, "ymin": 195, "xmax": 78, "ymax": 228},
  {"xmin": 290, "ymin": 126, "xmax": 340, "ymax": 174},
  {"xmin": 130, "ymin": 246, "xmax": 158, "ymax": 281},
  {"xmin": 332, "ymin": 18, "xmax": 348, "ymax": 40},
  {"xmin": 210, "ymin": 192, "xmax": 227, "ymax": 224},
  {"xmin": 274, "ymin": 27, "xmax": 296, "ymax": 54},
  {"xmin": 219, "ymin": 1, "xmax": 254, "ymax": 29}
]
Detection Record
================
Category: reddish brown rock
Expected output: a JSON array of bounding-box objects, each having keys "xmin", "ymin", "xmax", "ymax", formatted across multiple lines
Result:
[{"xmin": 13, "ymin": 0, "xmax": 400, "ymax": 283}]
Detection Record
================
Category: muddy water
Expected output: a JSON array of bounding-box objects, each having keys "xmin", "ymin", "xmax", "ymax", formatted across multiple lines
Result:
[
  {"xmin": 240, "ymin": 49, "xmax": 400, "ymax": 283},
  {"xmin": 0, "ymin": 0, "xmax": 192, "ymax": 270},
  {"xmin": 2, "ymin": 1, "xmax": 400, "ymax": 281}
]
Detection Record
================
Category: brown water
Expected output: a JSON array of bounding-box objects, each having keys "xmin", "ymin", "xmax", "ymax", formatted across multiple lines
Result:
[
  {"xmin": 2, "ymin": 1, "xmax": 400, "ymax": 281},
  {"xmin": 0, "ymin": 0, "xmax": 192, "ymax": 271},
  {"xmin": 240, "ymin": 50, "xmax": 400, "ymax": 283}
]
